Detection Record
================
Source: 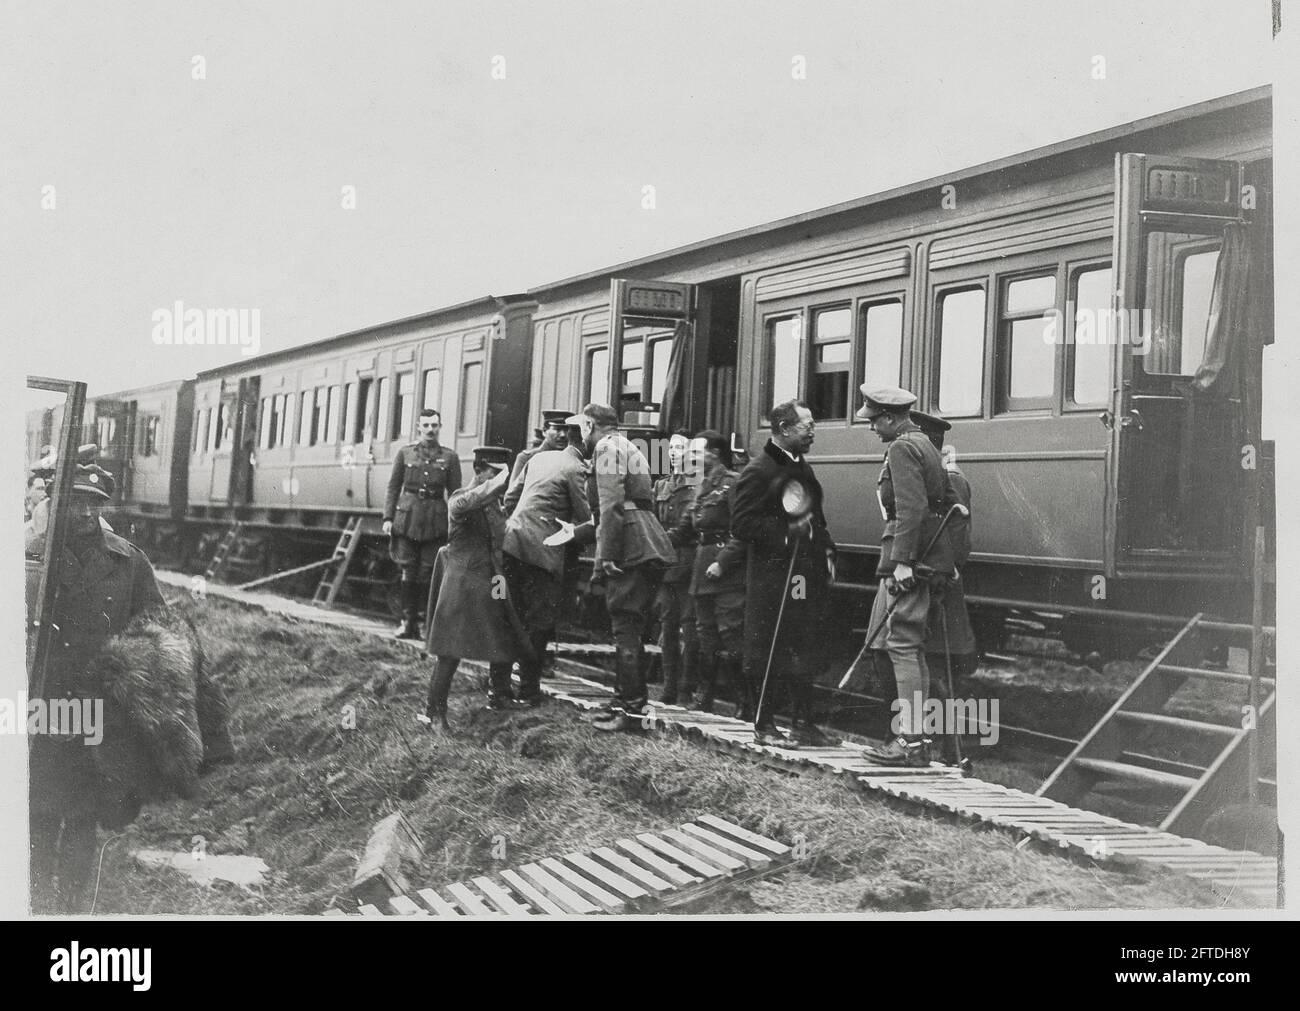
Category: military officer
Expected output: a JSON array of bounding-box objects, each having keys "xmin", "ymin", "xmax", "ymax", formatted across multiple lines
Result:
[
  {"xmin": 729, "ymin": 401, "xmax": 837, "ymax": 748},
  {"xmin": 681, "ymin": 431, "xmax": 748, "ymax": 715},
  {"xmin": 502, "ymin": 418, "xmax": 592, "ymax": 704},
  {"xmin": 423, "ymin": 446, "xmax": 532, "ymax": 729},
  {"xmin": 29, "ymin": 462, "xmax": 167, "ymax": 913},
  {"xmin": 504, "ymin": 410, "xmax": 570, "ymax": 515},
  {"xmin": 652, "ymin": 429, "xmax": 699, "ymax": 705},
  {"xmin": 858, "ymin": 387, "xmax": 956, "ymax": 767},
  {"xmin": 383, "ymin": 408, "xmax": 462, "ymax": 639},
  {"xmin": 569, "ymin": 403, "xmax": 676, "ymax": 732}
]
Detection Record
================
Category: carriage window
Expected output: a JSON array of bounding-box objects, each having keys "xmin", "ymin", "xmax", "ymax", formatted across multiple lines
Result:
[
  {"xmin": 263, "ymin": 398, "xmax": 278, "ymax": 449},
  {"xmin": 374, "ymin": 378, "xmax": 389, "ymax": 442},
  {"xmin": 139, "ymin": 415, "xmax": 160, "ymax": 457},
  {"xmin": 860, "ymin": 299, "xmax": 904, "ymax": 393},
  {"xmin": 422, "ymin": 368, "xmax": 442, "ymax": 411},
  {"xmin": 997, "ymin": 275, "xmax": 1056, "ymax": 410},
  {"xmin": 352, "ymin": 378, "xmax": 372, "ymax": 443},
  {"xmin": 212, "ymin": 402, "xmax": 226, "ymax": 451},
  {"xmin": 322, "ymin": 386, "xmax": 338, "ymax": 443},
  {"xmin": 1071, "ymin": 267, "xmax": 1113, "ymax": 407},
  {"xmin": 459, "ymin": 361, "xmax": 483, "ymax": 434},
  {"xmin": 275, "ymin": 394, "xmax": 290, "ymax": 448},
  {"xmin": 1141, "ymin": 232, "xmax": 1221, "ymax": 376},
  {"xmin": 766, "ymin": 316, "xmax": 801, "ymax": 418},
  {"xmin": 587, "ymin": 348, "xmax": 609, "ymax": 404},
  {"xmin": 809, "ymin": 307, "xmax": 851, "ymax": 421},
  {"xmin": 649, "ymin": 336, "xmax": 673, "ymax": 405},
  {"xmin": 257, "ymin": 401, "xmax": 269, "ymax": 450},
  {"xmin": 196, "ymin": 408, "xmax": 209, "ymax": 453},
  {"xmin": 394, "ymin": 371, "xmax": 415, "ymax": 441},
  {"xmin": 936, "ymin": 288, "xmax": 986, "ymax": 416},
  {"xmin": 299, "ymin": 391, "xmax": 313, "ymax": 445}
]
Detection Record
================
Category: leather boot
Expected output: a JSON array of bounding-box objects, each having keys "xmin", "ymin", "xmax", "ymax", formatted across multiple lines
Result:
[
  {"xmin": 732, "ymin": 658, "xmax": 757, "ymax": 723},
  {"xmin": 660, "ymin": 642, "xmax": 681, "ymax": 706},
  {"xmin": 424, "ymin": 657, "xmax": 456, "ymax": 732},
  {"xmin": 395, "ymin": 580, "xmax": 421, "ymax": 639},
  {"xmin": 692, "ymin": 652, "xmax": 719, "ymax": 713},
  {"xmin": 864, "ymin": 735, "xmax": 929, "ymax": 767},
  {"xmin": 679, "ymin": 639, "xmax": 700, "ymax": 704}
]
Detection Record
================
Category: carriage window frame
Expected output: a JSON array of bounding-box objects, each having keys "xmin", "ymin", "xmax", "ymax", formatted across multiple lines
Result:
[
  {"xmin": 805, "ymin": 303, "xmax": 852, "ymax": 422},
  {"xmin": 586, "ymin": 346, "xmax": 609, "ymax": 405},
  {"xmin": 1065, "ymin": 259, "xmax": 1115, "ymax": 411},
  {"xmin": 422, "ymin": 368, "xmax": 442, "ymax": 412},
  {"xmin": 761, "ymin": 310, "xmax": 804, "ymax": 424},
  {"xmin": 931, "ymin": 282, "xmax": 989, "ymax": 420},
  {"xmin": 1138, "ymin": 226, "xmax": 1225, "ymax": 382},
  {"xmin": 994, "ymin": 269, "xmax": 1060, "ymax": 415},
  {"xmin": 374, "ymin": 377, "xmax": 389, "ymax": 443},
  {"xmin": 458, "ymin": 360, "xmax": 483, "ymax": 435},
  {"xmin": 853, "ymin": 294, "xmax": 907, "ymax": 423},
  {"xmin": 393, "ymin": 370, "xmax": 415, "ymax": 442},
  {"xmin": 139, "ymin": 414, "xmax": 161, "ymax": 458}
]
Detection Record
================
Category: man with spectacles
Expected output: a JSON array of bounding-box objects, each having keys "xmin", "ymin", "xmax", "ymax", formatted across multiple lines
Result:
[{"xmin": 729, "ymin": 400, "xmax": 837, "ymax": 748}]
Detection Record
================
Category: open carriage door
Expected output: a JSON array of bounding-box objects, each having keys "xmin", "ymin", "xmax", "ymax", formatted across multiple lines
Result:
[
  {"xmin": 607, "ymin": 279, "xmax": 696, "ymax": 460},
  {"xmin": 1106, "ymin": 154, "xmax": 1252, "ymax": 579},
  {"xmin": 229, "ymin": 375, "xmax": 260, "ymax": 505},
  {"xmin": 92, "ymin": 397, "xmax": 135, "ymax": 503}
]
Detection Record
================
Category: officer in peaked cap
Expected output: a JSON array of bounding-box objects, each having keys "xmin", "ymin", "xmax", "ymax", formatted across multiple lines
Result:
[
  {"xmin": 29, "ymin": 458, "xmax": 167, "ymax": 912},
  {"xmin": 504, "ymin": 409, "xmax": 573, "ymax": 515},
  {"xmin": 383, "ymin": 409, "xmax": 462, "ymax": 640},
  {"xmin": 25, "ymin": 447, "xmax": 112, "ymax": 557},
  {"xmin": 857, "ymin": 385, "xmax": 956, "ymax": 767}
]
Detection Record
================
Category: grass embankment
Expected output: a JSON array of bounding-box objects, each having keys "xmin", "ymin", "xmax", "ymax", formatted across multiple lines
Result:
[{"xmin": 89, "ymin": 594, "xmax": 1236, "ymax": 914}]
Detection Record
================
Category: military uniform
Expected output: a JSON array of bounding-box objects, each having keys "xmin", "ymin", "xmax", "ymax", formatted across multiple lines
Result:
[
  {"xmin": 653, "ymin": 470, "xmax": 699, "ymax": 703},
  {"xmin": 424, "ymin": 448, "xmax": 529, "ymax": 725},
  {"xmin": 503, "ymin": 441, "xmax": 592, "ymax": 702},
  {"xmin": 859, "ymin": 388, "xmax": 956, "ymax": 766},
  {"xmin": 730, "ymin": 439, "xmax": 837, "ymax": 742},
  {"xmin": 384, "ymin": 440, "xmax": 462, "ymax": 636},
  {"xmin": 673, "ymin": 463, "xmax": 746, "ymax": 712},
  {"xmin": 590, "ymin": 429, "xmax": 676, "ymax": 719},
  {"xmin": 29, "ymin": 464, "xmax": 167, "ymax": 912}
]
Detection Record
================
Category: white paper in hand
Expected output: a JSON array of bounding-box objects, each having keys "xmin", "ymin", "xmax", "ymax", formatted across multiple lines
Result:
[{"xmin": 543, "ymin": 519, "xmax": 576, "ymax": 546}]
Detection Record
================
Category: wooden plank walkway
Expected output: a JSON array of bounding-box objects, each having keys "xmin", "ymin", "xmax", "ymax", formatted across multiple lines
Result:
[{"xmin": 156, "ymin": 571, "xmax": 1280, "ymax": 909}]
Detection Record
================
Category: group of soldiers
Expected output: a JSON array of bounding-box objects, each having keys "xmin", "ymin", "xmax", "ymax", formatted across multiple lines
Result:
[{"xmin": 391, "ymin": 380, "xmax": 977, "ymax": 764}]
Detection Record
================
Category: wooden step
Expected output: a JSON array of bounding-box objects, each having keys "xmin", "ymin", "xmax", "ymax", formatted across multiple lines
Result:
[
  {"xmin": 1071, "ymin": 757, "xmax": 1198, "ymax": 791},
  {"xmin": 1112, "ymin": 711, "xmax": 1240, "ymax": 737}
]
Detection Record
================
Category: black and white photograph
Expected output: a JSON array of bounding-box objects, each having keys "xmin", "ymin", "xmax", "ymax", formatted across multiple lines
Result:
[{"xmin": 3, "ymin": 0, "xmax": 1294, "ymax": 938}]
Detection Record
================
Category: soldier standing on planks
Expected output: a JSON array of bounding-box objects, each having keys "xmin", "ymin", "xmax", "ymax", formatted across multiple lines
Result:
[
  {"xmin": 568, "ymin": 403, "xmax": 676, "ymax": 732},
  {"xmin": 651, "ymin": 429, "xmax": 699, "ymax": 705},
  {"xmin": 858, "ymin": 387, "xmax": 956, "ymax": 767},
  {"xmin": 383, "ymin": 409, "xmax": 461, "ymax": 640}
]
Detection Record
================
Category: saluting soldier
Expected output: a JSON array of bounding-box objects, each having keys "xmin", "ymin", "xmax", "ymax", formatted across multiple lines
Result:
[
  {"xmin": 383, "ymin": 408, "xmax": 462, "ymax": 639},
  {"xmin": 504, "ymin": 410, "xmax": 570, "ymax": 515},
  {"xmin": 729, "ymin": 401, "xmax": 837, "ymax": 748},
  {"xmin": 569, "ymin": 403, "xmax": 676, "ymax": 732},
  {"xmin": 502, "ymin": 417, "xmax": 592, "ymax": 704},
  {"xmin": 29, "ymin": 461, "xmax": 166, "ymax": 913},
  {"xmin": 652, "ymin": 429, "xmax": 699, "ymax": 705},
  {"xmin": 679, "ymin": 431, "xmax": 749, "ymax": 715},
  {"xmin": 858, "ymin": 387, "xmax": 956, "ymax": 767},
  {"xmin": 423, "ymin": 447, "xmax": 532, "ymax": 728}
]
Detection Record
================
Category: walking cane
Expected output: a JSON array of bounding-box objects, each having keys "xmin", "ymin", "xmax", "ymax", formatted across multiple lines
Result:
[
  {"xmin": 939, "ymin": 592, "xmax": 968, "ymax": 770},
  {"xmin": 754, "ymin": 479, "xmax": 814, "ymax": 728},
  {"xmin": 837, "ymin": 502, "xmax": 969, "ymax": 690}
]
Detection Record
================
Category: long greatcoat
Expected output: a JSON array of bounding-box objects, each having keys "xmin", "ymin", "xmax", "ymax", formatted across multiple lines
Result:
[{"xmin": 425, "ymin": 470, "xmax": 526, "ymax": 662}]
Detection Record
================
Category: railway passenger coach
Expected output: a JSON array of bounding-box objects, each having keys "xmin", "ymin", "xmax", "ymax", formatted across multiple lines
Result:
[
  {"xmin": 521, "ymin": 88, "xmax": 1274, "ymax": 646},
  {"xmin": 29, "ymin": 88, "xmax": 1274, "ymax": 647}
]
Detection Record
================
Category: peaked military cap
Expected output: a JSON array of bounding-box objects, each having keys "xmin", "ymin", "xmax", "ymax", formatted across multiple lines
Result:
[
  {"xmin": 856, "ymin": 385, "xmax": 918, "ymax": 420},
  {"xmin": 909, "ymin": 410, "xmax": 951, "ymax": 434},
  {"xmin": 541, "ymin": 410, "xmax": 572, "ymax": 429},
  {"xmin": 472, "ymin": 445, "xmax": 512, "ymax": 469},
  {"xmin": 71, "ymin": 462, "xmax": 115, "ymax": 500}
]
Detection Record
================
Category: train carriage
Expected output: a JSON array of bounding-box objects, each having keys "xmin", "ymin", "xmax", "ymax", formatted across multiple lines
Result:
[{"xmin": 524, "ymin": 87, "xmax": 1274, "ymax": 644}]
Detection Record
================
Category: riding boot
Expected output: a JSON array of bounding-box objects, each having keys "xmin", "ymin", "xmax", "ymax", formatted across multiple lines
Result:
[
  {"xmin": 789, "ymin": 680, "xmax": 833, "ymax": 747},
  {"xmin": 733, "ymin": 658, "xmax": 757, "ymax": 724},
  {"xmin": 692, "ymin": 652, "xmax": 719, "ymax": 713},
  {"xmin": 395, "ymin": 580, "xmax": 421, "ymax": 639},
  {"xmin": 679, "ymin": 639, "xmax": 700, "ymax": 703},
  {"xmin": 424, "ymin": 656, "xmax": 456, "ymax": 730}
]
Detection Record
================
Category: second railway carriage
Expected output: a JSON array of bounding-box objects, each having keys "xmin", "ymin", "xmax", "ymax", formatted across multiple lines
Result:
[{"xmin": 523, "ymin": 87, "xmax": 1274, "ymax": 652}]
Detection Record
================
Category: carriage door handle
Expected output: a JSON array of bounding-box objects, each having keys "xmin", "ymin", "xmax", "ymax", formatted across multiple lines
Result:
[{"xmin": 1119, "ymin": 408, "xmax": 1144, "ymax": 431}]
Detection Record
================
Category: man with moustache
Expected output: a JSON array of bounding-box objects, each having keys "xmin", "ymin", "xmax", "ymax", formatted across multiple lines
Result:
[{"xmin": 729, "ymin": 400, "xmax": 837, "ymax": 748}]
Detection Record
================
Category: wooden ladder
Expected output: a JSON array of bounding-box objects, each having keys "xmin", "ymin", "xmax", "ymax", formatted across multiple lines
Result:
[
  {"xmin": 1037, "ymin": 613, "xmax": 1276, "ymax": 837},
  {"xmin": 203, "ymin": 521, "xmax": 245, "ymax": 581},
  {"xmin": 312, "ymin": 516, "xmax": 364, "ymax": 609}
]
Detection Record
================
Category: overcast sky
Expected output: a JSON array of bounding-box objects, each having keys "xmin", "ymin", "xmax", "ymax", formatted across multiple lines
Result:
[{"xmin": 3, "ymin": 0, "xmax": 1277, "ymax": 398}]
